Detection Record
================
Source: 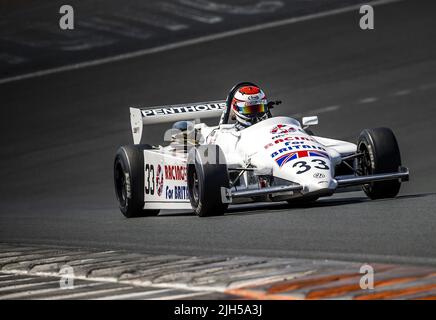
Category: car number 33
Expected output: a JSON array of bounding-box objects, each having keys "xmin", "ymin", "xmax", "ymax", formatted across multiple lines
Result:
[{"xmin": 292, "ymin": 159, "xmax": 329, "ymax": 174}]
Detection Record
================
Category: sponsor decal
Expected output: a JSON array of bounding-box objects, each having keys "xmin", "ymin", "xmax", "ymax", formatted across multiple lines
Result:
[
  {"xmin": 271, "ymin": 129, "xmax": 305, "ymax": 139},
  {"xmin": 313, "ymin": 172, "xmax": 326, "ymax": 179},
  {"xmin": 270, "ymin": 124, "xmax": 297, "ymax": 135},
  {"xmin": 274, "ymin": 150, "xmax": 330, "ymax": 167},
  {"xmin": 165, "ymin": 165, "xmax": 187, "ymax": 181},
  {"xmin": 142, "ymin": 103, "xmax": 226, "ymax": 117},
  {"xmin": 165, "ymin": 185, "xmax": 189, "ymax": 200},
  {"xmin": 271, "ymin": 134, "xmax": 288, "ymax": 139},
  {"xmin": 145, "ymin": 164, "xmax": 155, "ymax": 195},
  {"xmin": 264, "ymin": 136, "xmax": 317, "ymax": 149},
  {"xmin": 270, "ymin": 144, "xmax": 327, "ymax": 158},
  {"xmin": 244, "ymin": 99, "xmax": 267, "ymax": 106},
  {"xmin": 293, "ymin": 159, "xmax": 329, "ymax": 174},
  {"xmin": 156, "ymin": 164, "xmax": 164, "ymax": 197}
]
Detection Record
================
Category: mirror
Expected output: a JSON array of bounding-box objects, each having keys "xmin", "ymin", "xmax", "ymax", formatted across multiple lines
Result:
[{"xmin": 302, "ymin": 116, "xmax": 319, "ymax": 127}]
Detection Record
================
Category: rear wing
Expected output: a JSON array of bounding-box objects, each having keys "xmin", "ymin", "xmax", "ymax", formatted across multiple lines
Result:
[{"xmin": 130, "ymin": 101, "xmax": 226, "ymax": 144}]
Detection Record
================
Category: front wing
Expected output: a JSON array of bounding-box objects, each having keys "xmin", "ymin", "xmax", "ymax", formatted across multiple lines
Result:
[{"xmin": 142, "ymin": 148, "xmax": 409, "ymax": 209}]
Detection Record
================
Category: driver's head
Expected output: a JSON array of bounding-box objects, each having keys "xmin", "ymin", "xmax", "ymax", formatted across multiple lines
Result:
[{"xmin": 231, "ymin": 85, "xmax": 269, "ymax": 127}]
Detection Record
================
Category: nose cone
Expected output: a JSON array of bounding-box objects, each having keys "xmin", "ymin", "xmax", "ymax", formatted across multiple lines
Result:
[
  {"xmin": 285, "ymin": 169, "xmax": 337, "ymax": 196},
  {"xmin": 304, "ymin": 176, "xmax": 337, "ymax": 193}
]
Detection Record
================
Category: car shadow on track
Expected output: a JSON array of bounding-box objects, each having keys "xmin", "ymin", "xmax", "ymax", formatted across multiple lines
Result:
[
  {"xmin": 226, "ymin": 196, "xmax": 369, "ymax": 216},
  {"xmin": 158, "ymin": 193, "xmax": 435, "ymax": 217},
  {"xmin": 225, "ymin": 192, "xmax": 436, "ymax": 216},
  {"xmin": 396, "ymin": 192, "xmax": 436, "ymax": 200},
  {"xmin": 160, "ymin": 196, "xmax": 368, "ymax": 217}
]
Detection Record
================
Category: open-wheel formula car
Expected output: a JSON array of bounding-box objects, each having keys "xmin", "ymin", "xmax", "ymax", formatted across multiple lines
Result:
[{"xmin": 114, "ymin": 82, "xmax": 409, "ymax": 217}]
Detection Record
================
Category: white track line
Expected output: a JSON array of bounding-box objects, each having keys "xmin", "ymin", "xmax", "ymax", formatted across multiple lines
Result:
[
  {"xmin": 0, "ymin": 0, "xmax": 403, "ymax": 85},
  {"xmin": 0, "ymin": 282, "xmax": 105, "ymax": 300},
  {"xmin": 393, "ymin": 89, "xmax": 412, "ymax": 96},
  {"xmin": 1, "ymin": 268, "xmax": 230, "ymax": 295},
  {"xmin": 1, "ymin": 269, "xmax": 222, "ymax": 299},
  {"xmin": 94, "ymin": 288, "xmax": 174, "ymax": 300},
  {"xmin": 0, "ymin": 280, "xmax": 59, "ymax": 292},
  {"xmin": 0, "ymin": 277, "xmax": 40, "ymax": 285},
  {"xmin": 358, "ymin": 97, "xmax": 379, "ymax": 104},
  {"xmin": 42, "ymin": 286, "xmax": 134, "ymax": 300},
  {"xmin": 292, "ymin": 105, "xmax": 340, "ymax": 118}
]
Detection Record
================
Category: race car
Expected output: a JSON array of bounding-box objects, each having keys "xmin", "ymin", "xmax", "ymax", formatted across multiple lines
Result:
[{"xmin": 114, "ymin": 82, "xmax": 409, "ymax": 217}]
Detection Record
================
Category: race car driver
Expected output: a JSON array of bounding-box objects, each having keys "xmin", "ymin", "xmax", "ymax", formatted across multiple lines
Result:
[{"xmin": 230, "ymin": 85, "xmax": 270, "ymax": 130}]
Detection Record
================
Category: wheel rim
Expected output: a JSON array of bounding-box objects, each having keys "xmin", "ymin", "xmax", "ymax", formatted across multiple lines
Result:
[
  {"xmin": 362, "ymin": 149, "xmax": 371, "ymax": 176},
  {"xmin": 358, "ymin": 143, "xmax": 371, "ymax": 176},
  {"xmin": 358, "ymin": 143, "xmax": 373, "ymax": 192},
  {"xmin": 192, "ymin": 170, "xmax": 199, "ymax": 203},
  {"xmin": 115, "ymin": 164, "xmax": 127, "ymax": 207},
  {"xmin": 121, "ymin": 175, "xmax": 127, "ymax": 202}
]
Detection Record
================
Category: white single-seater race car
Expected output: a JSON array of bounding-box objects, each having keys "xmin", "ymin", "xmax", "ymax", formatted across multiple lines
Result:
[{"xmin": 114, "ymin": 82, "xmax": 409, "ymax": 217}]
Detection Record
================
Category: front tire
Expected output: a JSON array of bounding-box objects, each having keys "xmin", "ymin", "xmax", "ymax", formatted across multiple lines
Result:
[
  {"xmin": 187, "ymin": 145, "xmax": 229, "ymax": 217},
  {"xmin": 356, "ymin": 128, "xmax": 402, "ymax": 199},
  {"xmin": 114, "ymin": 145, "xmax": 160, "ymax": 218}
]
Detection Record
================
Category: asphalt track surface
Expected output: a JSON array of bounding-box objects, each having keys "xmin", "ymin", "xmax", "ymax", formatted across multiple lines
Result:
[
  {"xmin": 1, "ymin": 0, "xmax": 436, "ymax": 266},
  {"xmin": 0, "ymin": 0, "xmax": 369, "ymax": 79}
]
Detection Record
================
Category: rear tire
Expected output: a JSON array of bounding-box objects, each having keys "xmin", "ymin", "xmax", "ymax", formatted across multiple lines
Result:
[
  {"xmin": 187, "ymin": 145, "xmax": 229, "ymax": 217},
  {"xmin": 356, "ymin": 128, "xmax": 402, "ymax": 199},
  {"xmin": 114, "ymin": 145, "xmax": 160, "ymax": 218}
]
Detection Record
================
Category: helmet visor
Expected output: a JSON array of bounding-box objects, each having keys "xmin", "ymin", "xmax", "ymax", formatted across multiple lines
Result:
[{"xmin": 236, "ymin": 100, "xmax": 267, "ymax": 116}]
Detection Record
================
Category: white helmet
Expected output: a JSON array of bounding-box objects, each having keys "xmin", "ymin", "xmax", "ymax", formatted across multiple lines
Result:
[{"xmin": 231, "ymin": 85, "xmax": 269, "ymax": 127}]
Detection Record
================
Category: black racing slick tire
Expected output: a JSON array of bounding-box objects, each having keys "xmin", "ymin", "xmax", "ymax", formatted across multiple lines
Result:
[
  {"xmin": 114, "ymin": 144, "xmax": 160, "ymax": 218},
  {"xmin": 357, "ymin": 128, "xmax": 402, "ymax": 200},
  {"xmin": 187, "ymin": 145, "xmax": 229, "ymax": 217}
]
